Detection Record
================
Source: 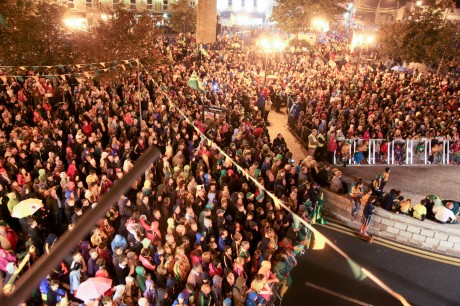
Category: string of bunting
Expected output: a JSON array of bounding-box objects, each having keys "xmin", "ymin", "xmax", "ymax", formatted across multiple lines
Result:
[
  {"xmin": 138, "ymin": 61, "xmax": 411, "ymax": 306},
  {"xmin": 0, "ymin": 59, "xmax": 137, "ymax": 70},
  {"xmin": 0, "ymin": 59, "xmax": 139, "ymax": 81}
]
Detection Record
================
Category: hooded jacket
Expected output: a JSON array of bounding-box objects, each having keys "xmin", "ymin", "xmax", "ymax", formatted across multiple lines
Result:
[
  {"xmin": 136, "ymin": 266, "xmax": 147, "ymax": 293},
  {"xmin": 232, "ymin": 276, "xmax": 248, "ymax": 306}
]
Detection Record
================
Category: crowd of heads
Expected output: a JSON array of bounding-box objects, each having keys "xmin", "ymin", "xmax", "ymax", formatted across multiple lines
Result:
[
  {"xmin": 0, "ymin": 23, "xmax": 459, "ymax": 305},
  {"xmin": 0, "ymin": 32, "xmax": 332, "ymax": 305}
]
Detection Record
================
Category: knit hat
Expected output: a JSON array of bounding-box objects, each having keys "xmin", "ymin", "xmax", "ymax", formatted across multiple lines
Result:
[
  {"xmin": 256, "ymin": 194, "xmax": 264, "ymax": 201},
  {"xmin": 246, "ymin": 192, "xmax": 254, "ymax": 199},
  {"xmin": 275, "ymin": 154, "xmax": 283, "ymax": 161}
]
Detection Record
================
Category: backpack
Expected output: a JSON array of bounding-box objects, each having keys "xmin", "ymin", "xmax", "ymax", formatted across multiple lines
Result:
[{"xmin": 5, "ymin": 227, "xmax": 18, "ymax": 250}]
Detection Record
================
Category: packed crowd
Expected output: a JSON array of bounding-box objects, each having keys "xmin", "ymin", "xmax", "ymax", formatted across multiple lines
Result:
[
  {"xmin": 0, "ymin": 32, "xmax": 332, "ymax": 306},
  {"xmin": 283, "ymin": 29, "xmax": 460, "ymax": 165}
]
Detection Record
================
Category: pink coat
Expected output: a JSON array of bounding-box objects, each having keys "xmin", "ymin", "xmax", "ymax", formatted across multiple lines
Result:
[{"xmin": 0, "ymin": 249, "xmax": 16, "ymax": 272}]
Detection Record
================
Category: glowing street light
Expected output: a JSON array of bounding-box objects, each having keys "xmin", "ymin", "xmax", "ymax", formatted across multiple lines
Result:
[
  {"xmin": 100, "ymin": 13, "xmax": 109, "ymax": 22},
  {"xmin": 259, "ymin": 37, "xmax": 286, "ymax": 52},
  {"xmin": 258, "ymin": 37, "xmax": 286, "ymax": 84},
  {"xmin": 311, "ymin": 17, "xmax": 329, "ymax": 32},
  {"xmin": 351, "ymin": 32, "xmax": 375, "ymax": 73},
  {"xmin": 63, "ymin": 17, "xmax": 87, "ymax": 30},
  {"xmin": 260, "ymin": 38, "xmax": 270, "ymax": 50}
]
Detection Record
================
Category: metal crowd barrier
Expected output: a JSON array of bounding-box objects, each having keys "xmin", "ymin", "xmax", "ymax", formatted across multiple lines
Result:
[
  {"xmin": 330, "ymin": 138, "xmax": 453, "ymax": 165},
  {"xmin": 287, "ymin": 113, "xmax": 455, "ymax": 166}
]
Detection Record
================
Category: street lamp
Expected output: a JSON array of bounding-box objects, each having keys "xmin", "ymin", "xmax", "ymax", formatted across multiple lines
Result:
[
  {"xmin": 100, "ymin": 13, "xmax": 109, "ymax": 22},
  {"xmin": 311, "ymin": 17, "xmax": 329, "ymax": 32},
  {"xmin": 351, "ymin": 32, "xmax": 374, "ymax": 73},
  {"xmin": 63, "ymin": 17, "xmax": 87, "ymax": 30},
  {"xmin": 258, "ymin": 37, "xmax": 286, "ymax": 84}
]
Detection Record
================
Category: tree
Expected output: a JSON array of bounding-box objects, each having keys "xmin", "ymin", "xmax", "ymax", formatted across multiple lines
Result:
[
  {"xmin": 168, "ymin": 0, "xmax": 197, "ymax": 33},
  {"xmin": 0, "ymin": 1, "xmax": 165, "ymax": 67},
  {"xmin": 379, "ymin": 0, "xmax": 459, "ymax": 65},
  {"xmin": 72, "ymin": 7, "xmax": 163, "ymax": 64},
  {"xmin": 270, "ymin": 0, "xmax": 342, "ymax": 33},
  {"xmin": 0, "ymin": 0, "xmax": 72, "ymax": 66}
]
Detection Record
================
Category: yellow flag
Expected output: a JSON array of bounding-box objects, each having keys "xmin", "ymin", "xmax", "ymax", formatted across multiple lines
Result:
[{"xmin": 313, "ymin": 232, "xmax": 326, "ymax": 250}]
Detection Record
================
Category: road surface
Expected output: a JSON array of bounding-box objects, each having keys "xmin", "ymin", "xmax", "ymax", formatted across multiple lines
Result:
[{"xmin": 281, "ymin": 224, "xmax": 460, "ymax": 306}]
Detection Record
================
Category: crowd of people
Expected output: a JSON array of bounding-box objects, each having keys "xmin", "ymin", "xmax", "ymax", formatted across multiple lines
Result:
[
  {"xmin": 0, "ymin": 32, "xmax": 333, "ymax": 306},
  {"xmin": 0, "ymin": 22, "xmax": 459, "ymax": 305},
  {"xmin": 283, "ymin": 28, "xmax": 460, "ymax": 165}
]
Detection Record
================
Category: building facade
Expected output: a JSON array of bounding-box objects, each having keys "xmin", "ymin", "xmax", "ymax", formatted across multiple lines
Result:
[
  {"xmin": 61, "ymin": 0, "xmax": 274, "ymax": 27},
  {"xmin": 62, "ymin": 0, "xmax": 196, "ymax": 25},
  {"xmin": 216, "ymin": 0, "xmax": 276, "ymax": 25}
]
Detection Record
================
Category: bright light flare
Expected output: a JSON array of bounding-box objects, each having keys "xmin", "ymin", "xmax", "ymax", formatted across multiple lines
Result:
[
  {"xmin": 311, "ymin": 17, "xmax": 329, "ymax": 32},
  {"xmin": 272, "ymin": 39, "xmax": 285, "ymax": 50},
  {"xmin": 351, "ymin": 32, "xmax": 374, "ymax": 51},
  {"xmin": 259, "ymin": 37, "xmax": 286, "ymax": 52},
  {"xmin": 100, "ymin": 13, "xmax": 109, "ymax": 21},
  {"xmin": 260, "ymin": 38, "xmax": 270, "ymax": 50},
  {"xmin": 63, "ymin": 17, "xmax": 87, "ymax": 30}
]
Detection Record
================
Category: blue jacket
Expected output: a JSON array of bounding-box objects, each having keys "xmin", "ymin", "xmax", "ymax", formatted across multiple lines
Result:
[
  {"xmin": 111, "ymin": 234, "xmax": 128, "ymax": 251},
  {"xmin": 257, "ymin": 94, "xmax": 266, "ymax": 110},
  {"xmin": 245, "ymin": 292, "xmax": 264, "ymax": 306}
]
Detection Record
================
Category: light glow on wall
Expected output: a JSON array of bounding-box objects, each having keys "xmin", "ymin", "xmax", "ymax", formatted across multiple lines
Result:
[{"xmin": 217, "ymin": 0, "xmax": 227, "ymax": 11}]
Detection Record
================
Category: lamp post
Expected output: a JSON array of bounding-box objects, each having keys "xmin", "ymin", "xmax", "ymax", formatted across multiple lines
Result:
[
  {"xmin": 351, "ymin": 32, "xmax": 374, "ymax": 74},
  {"xmin": 259, "ymin": 37, "xmax": 285, "ymax": 85}
]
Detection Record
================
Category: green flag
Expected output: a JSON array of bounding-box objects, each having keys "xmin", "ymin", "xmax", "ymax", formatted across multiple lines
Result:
[
  {"xmin": 187, "ymin": 72, "xmax": 205, "ymax": 92},
  {"xmin": 346, "ymin": 258, "xmax": 367, "ymax": 281}
]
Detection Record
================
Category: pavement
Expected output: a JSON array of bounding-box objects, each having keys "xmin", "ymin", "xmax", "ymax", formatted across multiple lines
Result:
[
  {"xmin": 281, "ymin": 225, "xmax": 460, "ymax": 306},
  {"xmin": 267, "ymin": 109, "xmax": 308, "ymax": 163}
]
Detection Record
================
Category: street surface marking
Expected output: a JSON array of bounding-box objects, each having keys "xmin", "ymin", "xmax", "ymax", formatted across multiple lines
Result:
[
  {"xmin": 305, "ymin": 282, "xmax": 373, "ymax": 306},
  {"xmin": 320, "ymin": 223, "xmax": 460, "ymax": 266},
  {"xmin": 324, "ymin": 222, "xmax": 460, "ymax": 263}
]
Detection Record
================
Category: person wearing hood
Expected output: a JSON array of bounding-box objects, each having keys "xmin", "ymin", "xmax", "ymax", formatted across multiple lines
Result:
[
  {"xmin": 6, "ymin": 191, "xmax": 19, "ymax": 214},
  {"xmin": 140, "ymin": 218, "xmax": 162, "ymax": 242},
  {"xmin": 232, "ymin": 275, "xmax": 248, "ymax": 306},
  {"xmin": 172, "ymin": 292, "xmax": 186, "ymax": 306},
  {"xmin": 245, "ymin": 291, "xmax": 264, "ymax": 306},
  {"xmin": 136, "ymin": 266, "xmax": 147, "ymax": 293}
]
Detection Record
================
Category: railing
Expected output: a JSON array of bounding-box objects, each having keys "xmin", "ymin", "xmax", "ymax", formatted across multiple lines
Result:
[
  {"xmin": 262, "ymin": 282, "xmax": 283, "ymax": 306},
  {"xmin": 287, "ymin": 117, "xmax": 458, "ymax": 165},
  {"xmin": 332, "ymin": 138, "xmax": 454, "ymax": 165}
]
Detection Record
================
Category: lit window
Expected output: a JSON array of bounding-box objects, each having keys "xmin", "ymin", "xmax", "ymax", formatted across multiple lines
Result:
[
  {"xmin": 86, "ymin": 0, "xmax": 92, "ymax": 9},
  {"xmin": 130, "ymin": 0, "xmax": 136, "ymax": 10},
  {"xmin": 68, "ymin": 0, "xmax": 74, "ymax": 8}
]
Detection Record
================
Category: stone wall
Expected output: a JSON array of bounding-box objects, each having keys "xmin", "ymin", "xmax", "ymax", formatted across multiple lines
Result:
[
  {"xmin": 321, "ymin": 188, "xmax": 460, "ymax": 258},
  {"xmin": 196, "ymin": 0, "xmax": 217, "ymax": 44}
]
